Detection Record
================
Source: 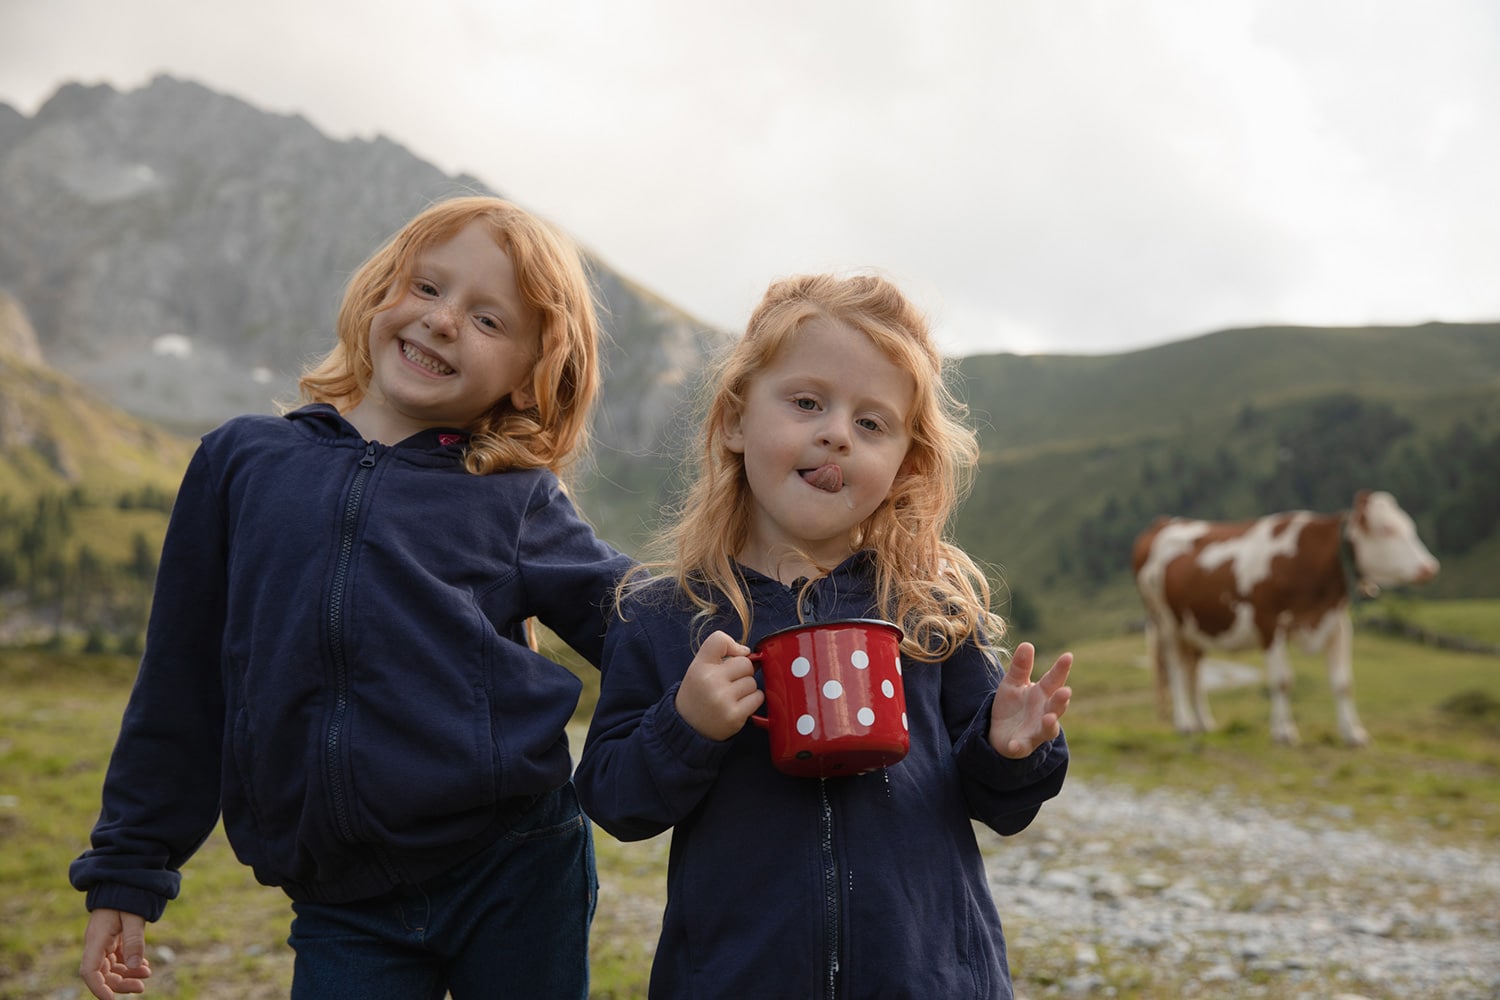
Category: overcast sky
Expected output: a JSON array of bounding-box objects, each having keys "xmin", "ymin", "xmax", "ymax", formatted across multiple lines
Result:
[{"xmin": 3, "ymin": 0, "xmax": 1497, "ymax": 358}]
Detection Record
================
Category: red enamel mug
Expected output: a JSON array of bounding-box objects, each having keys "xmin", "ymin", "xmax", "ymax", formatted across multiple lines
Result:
[{"xmin": 748, "ymin": 618, "xmax": 908, "ymax": 777}]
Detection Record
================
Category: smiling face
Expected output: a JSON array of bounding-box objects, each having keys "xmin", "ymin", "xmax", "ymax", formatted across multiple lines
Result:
[
  {"xmin": 347, "ymin": 221, "xmax": 542, "ymax": 444},
  {"xmin": 724, "ymin": 316, "xmax": 916, "ymax": 580}
]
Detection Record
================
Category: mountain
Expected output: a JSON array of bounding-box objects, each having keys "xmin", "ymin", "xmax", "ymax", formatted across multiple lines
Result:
[
  {"xmin": 0, "ymin": 290, "xmax": 43, "ymax": 366},
  {"xmin": 0, "ymin": 290, "xmax": 197, "ymax": 645},
  {"xmin": 0, "ymin": 76, "xmax": 723, "ymax": 546},
  {"xmin": 1, "ymin": 290, "xmax": 193, "ymax": 500},
  {"xmin": 3, "ymin": 77, "xmax": 1498, "ymax": 647}
]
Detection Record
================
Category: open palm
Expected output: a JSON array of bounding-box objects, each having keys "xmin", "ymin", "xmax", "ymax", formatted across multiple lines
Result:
[{"xmin": 989, "ymin": 642, "xmax": 1073, "ymax": 759}]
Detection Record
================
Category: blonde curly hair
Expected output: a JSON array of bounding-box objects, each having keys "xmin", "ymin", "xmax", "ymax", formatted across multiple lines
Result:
[
  {"xmin": 297, "ymin": 196, "xmax": 602, "ymax": 476},
  {"xmin": 630, "ymin": 272, "xmax": 1004, "ymax": 663}
]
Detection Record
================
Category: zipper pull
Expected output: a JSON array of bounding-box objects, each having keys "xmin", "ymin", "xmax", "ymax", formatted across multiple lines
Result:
[{"xmin": 360, "ymin": 443, "xmax": 377, "ymax": 468}]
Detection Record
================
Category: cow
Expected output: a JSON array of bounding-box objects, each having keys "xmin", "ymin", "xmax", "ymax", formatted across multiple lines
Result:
[{"xmin": 1132, "ymin": 490, "xmax": 1439, "ymax": 746}]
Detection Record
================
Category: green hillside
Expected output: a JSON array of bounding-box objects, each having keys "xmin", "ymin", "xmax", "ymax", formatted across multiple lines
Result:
[
  {"xmin": 950, "ymin": 322, "xmax": 1500, "ymax": 644},
  {"xmin": 0, "ymin": 355, "xmax": 194, "ymax": 500},
  {"xmin": 955, "ymin": 322, "xmax": 1500, "ymax": 456},
  {"xmin": 0, "ymin": 354, "xmax": 194, "ymax": 646},
  {"xmin": 4, "ymin": 321, "xmax": 1498, "ymax": 649}
]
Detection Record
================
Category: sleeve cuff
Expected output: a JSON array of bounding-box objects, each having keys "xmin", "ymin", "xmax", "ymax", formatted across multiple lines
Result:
[
  {"xmin": 644, "ymin": 683, "xmax": 736, "ymax": 773},
  {"xmin": 954, "ymin": 692, "xmax": 1065, "ymax": 786},
  {"xmin": 85, "ymin": 883, "xmax": 169, "ymax": 923}
]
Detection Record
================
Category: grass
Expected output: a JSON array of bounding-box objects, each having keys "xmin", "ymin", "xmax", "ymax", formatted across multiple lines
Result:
[
  {"xmin": 1044, "ymin": 630, "xmax": 1500, "ymax": 849},
  {"xmin": 1365, "ymin": 594, "xmax": 1500, "ymax": 647},
  {"xmin": 3, "ymin": 605, "xmax": 1498, "ymax": 998},
  {"xmin": 0, "ymin": 651, "xmax": 290, "ymax": 1000}
]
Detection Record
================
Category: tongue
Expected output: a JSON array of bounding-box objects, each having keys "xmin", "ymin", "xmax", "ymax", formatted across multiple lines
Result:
[{"xmin": 802, "ymin": 464, "xmax": 843, "ymax": 492}]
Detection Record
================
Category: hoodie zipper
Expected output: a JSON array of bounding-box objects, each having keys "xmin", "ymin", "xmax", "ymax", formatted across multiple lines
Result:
[
  {"xmin": 324, "ymin": 442, "xmax": 378, "ymax": 843},
  {"xmin": 820, "ymin": 777, "xmax": 840, "ymax": 999}
]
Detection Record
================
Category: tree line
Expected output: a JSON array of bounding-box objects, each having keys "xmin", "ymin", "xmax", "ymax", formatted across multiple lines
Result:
[
  {"xmin": 1058, "ymin": 394, "xmax": 1500, "ymax": 589},
  {"xmin": 5, "ymin": 394, "xmax": 1496, "ymax": 647},
  {"xmin": 0, "ymin": 486, "xmax": 170, "ymax": 651}
]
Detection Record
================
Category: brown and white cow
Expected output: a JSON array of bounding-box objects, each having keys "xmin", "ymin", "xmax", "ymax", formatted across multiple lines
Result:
[{"xmin": 1132, "ymin": 490, "xmax": 1439, "ymax": 746}]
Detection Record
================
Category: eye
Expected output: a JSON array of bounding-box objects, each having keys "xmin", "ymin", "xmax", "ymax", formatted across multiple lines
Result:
[
  {"xmin": 793, "ymin": 396, "xmax": 819, "ymax": 412},
  {"xmin": 475, "ymin": 314, "xmax": 501, "ymax": 331},
  {"xmin": 413, "ymin": 280, "xmax": 439, "ymax": 298},
  {"xmin": 856, "ymin": 416, "xmax": 884, "ymax": 433}
]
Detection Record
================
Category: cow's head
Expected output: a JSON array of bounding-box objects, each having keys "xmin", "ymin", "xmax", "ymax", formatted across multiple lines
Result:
[{"xmin": 1346, "ymin": 490, "xmax": 1440, "ymax": 595}]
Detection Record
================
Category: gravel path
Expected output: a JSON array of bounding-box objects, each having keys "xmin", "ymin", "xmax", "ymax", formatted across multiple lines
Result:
[{"xmin": 984, "ymin": 780, "xmax": 1500, "ymax": 999}]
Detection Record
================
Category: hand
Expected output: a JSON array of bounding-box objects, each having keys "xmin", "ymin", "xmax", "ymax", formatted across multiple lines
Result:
[
  {"xmin": 80, "ymin": 908, "xmax": 152, "ymax": 999},
  {"xmin": 674, "ymin": 630, "xmax": 765, "ymax": 741},
  {"xmin": 989, "ymin": 642, "xmax": 1073, "ymax": 759}
]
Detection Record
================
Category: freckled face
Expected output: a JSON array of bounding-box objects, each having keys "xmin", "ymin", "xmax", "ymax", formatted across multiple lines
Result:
[
  {"xmin": 724, "ymin": 317, "xmax": 915, "ymax": 578},
  {"xmin": 351, "ymin": 221, "xmax": 541, "ymax": 443}
]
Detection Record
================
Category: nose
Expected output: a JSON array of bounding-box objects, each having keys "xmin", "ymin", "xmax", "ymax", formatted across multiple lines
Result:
[
  {"xmin": 817, "ymin": 420, "xmax": 851, "ymax": 453},
  {"xmin": 424, "ymin": 302, "xmax": 461, "ymax": 338}
]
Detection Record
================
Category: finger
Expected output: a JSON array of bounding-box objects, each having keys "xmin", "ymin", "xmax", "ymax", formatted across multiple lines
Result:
[
  {"xmin": 728, "ymin": 674, "xmax": 762, "ymax": 699},
  {"xmin": 107, "ymin": 957, "xmax": 151, "ymax": 979},
  {"xmin": 109, "ymin": 971, "xmax": 149, "ymax": 995},
  {"xmin": 80, "ymin": 916, "xmax": 118, "ymax": 997},
  {"xmin": 119, "ymin": 914, "xmax": 148, "ymax": 974},
  {"xmin": 1038, "ymin": 652, "xmax": 1073, "ymax": 693},
  {"xmin": 721, "ymin": 652, "xmax": 760, "ymax": 682},
  {"xmin": 736, "ymin": 687, "xmax": 766, "ymax": 718},
  {"xmin": 81, "ymin": 967, "xmax": 114, "ymax": 1000},
  {"xmin": 707, "ymin": 630, "xmax": 752, "ymax": 660},
  {"xmin": 1004, "ymin": 731, "xmax": 1042, "ymax": 758},
  {"xmin": 1004, "ymin": 642, "xmax": 1036, "ymax": 683},
  {"xmin": 108, "ymin": 971, "xmax": 150, "ymax": 996}
]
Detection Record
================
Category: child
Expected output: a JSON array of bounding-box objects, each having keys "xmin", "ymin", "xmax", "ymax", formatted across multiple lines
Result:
[
  {"xmin": 574, "ymin": 272, "xmax": 1073, "ymax": 999},
  {"xmin": 71, "ymin": 196, "xmax": 635, "ymax": 1000}
]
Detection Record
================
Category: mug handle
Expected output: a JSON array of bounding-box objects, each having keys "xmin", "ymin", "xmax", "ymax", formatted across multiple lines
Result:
[{"xmin": 746, "ymin": 651, "xmax": 770, "ymax": 730}]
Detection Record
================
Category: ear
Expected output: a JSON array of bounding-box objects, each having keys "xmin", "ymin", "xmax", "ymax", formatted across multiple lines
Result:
[
  {"xmin": 510, "ymin": 379, "xmax": 538, "ymax": 412},
  {"xmin": 722, "ymin": 406, "xmax": 747, "ymax": 454}
]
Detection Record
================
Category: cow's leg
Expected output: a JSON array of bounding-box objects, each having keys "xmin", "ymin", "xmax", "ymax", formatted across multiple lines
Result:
[
  {"xmin": 1188, "ymin": 650, "xmax": 1216, "ymax": 733},
  {"xmin": 1265, "ymin": 634, "xmax": 1299, "ymax": 745},
  {"xmin": 1144, "ymin": 618, "xmax": 1172, "ymax": 722},
  {"xmin": 1325, "ymin": 613, "xmax": 1369, "ymax": 746},
  {"xmin": 1168, "ymin": 639, "xmax": 1207, "ymax": 734}
]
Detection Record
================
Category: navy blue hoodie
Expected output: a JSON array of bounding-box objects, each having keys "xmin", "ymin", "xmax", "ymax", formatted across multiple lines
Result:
[
  {"xmin": 70, "ymin": 404, "xmax": 634, "ymax": 919},
  {"xmin": 574, "ymin": 555, "xmax": 1068, "ymax": 999}
]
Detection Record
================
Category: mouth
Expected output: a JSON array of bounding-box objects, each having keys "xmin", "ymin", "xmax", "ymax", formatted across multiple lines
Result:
[
  {"xmin": 401, "ymin": 340, "xmax": 454, "ymax": 376},
  {"xmin": 800, "ymin": 463, "xmax": 844, "ymax": 493}
]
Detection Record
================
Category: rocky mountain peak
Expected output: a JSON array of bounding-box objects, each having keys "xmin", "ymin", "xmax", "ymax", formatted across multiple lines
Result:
[
  {"xmin": 0, "ymin": 292, "xmax": 44, "ymax": 365},
  {"xmin": 0, "ymin": 76, "xmax": 726, "ymax": 458}
]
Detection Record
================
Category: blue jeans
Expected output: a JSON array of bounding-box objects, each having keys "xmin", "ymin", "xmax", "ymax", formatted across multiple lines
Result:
[{"xmin": 287, "ymin": 782, "xmax": 597, "ymax": 1000}]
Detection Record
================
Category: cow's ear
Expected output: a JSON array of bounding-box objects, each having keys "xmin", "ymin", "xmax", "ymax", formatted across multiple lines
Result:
[{"xmin": 1351, "ymin": 489, "xmax": 1371, "ymax": 527}]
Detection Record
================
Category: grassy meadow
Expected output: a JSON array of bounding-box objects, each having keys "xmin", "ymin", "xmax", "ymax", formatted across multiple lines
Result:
[{"xmin": 2, "ymin": 605, "xmax": 1497, "ymax": 999}]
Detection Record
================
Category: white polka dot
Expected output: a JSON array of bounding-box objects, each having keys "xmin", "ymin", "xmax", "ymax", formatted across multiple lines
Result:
[
  {"xmin": 901, "ymin": 712, "xmax": 909, "ymax": 730},
  {"xmin": 797, "ymin": 714, "xmax": 816, "ymax": 735},
  {"xmin": 822, "ymin": 680, "xmax": 844, "ymax": 700},
  {"xmin": 857, "ymin": 707, "xmax": 875, "ymax": 726},
  {"xmin": 895, "ymin": 658, "xmax": 903, "ymax": 675},
  {"xmin": 850, "ymin": 650, "xmax": 869, "ymax": 669},
  {"xmin": 791, "ymin": 656, "xmax": 811, "ymax": 678},
  {"xmin": 881, "ymin": 680, "xmax": 895, "ymax": 699}
]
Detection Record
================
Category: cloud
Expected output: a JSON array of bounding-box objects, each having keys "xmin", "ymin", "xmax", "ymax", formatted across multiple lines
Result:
[{"xmin": 2, "ymin": 0, "xmax": 1497, "ymax": 357}]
